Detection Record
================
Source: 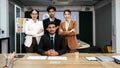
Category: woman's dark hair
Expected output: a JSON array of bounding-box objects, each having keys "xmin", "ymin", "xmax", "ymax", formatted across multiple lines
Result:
[
  {"xmin": 29, "ymin": 9, "xmax": 39, "ymax": 19},
  {"xmin": 47, "ymin": 6, "xmax": 56, "ymax": 12},
  {"xmin": 30, "ymin": 9, "xmax": 39, "ymax": 14},
  {"xmin": 64, "ymin": 9, "xmax": 71, "ymax": 14}
]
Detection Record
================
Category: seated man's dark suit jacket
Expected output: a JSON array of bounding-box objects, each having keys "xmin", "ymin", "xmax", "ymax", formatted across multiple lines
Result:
[
  {"xmin": 37, "ymin": 34, "xmax": 67, "ymax": 55},
  {"xmin": 43, "ymin": 18, "xmax": 61, "ymax": 34}
]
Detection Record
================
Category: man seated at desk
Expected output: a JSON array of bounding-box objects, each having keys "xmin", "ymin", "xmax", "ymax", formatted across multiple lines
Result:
[{"xmin": 37, "ymin": 22, "xmax": 67, "ymax": 56}]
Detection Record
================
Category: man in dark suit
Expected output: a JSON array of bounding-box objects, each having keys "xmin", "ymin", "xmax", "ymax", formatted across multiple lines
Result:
[
  {"xmin": 37, "ymin": 22, "xmax": 67, "ymax": 56},
  {"xmin": 43, "ymin": 6, "xmax": 61, "ymax": 34}
]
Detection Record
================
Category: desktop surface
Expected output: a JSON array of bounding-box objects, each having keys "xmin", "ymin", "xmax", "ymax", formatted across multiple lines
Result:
[{"xmin": 0, "ymin": 53, "xmax": 120, "ymax": 68}]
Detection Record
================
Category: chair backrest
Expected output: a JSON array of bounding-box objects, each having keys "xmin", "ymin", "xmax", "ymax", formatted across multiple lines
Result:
[
  {"xmin": 103, "ymin": 45, "xmax": 112, "ymax": 53},
  {"xmin": 107, "ymin": 45, "xmax": 112, "ymax": 53}
]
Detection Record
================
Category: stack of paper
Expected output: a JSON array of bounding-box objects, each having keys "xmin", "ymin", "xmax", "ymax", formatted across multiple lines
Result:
[
  {"xmin": 48, "ymin": 56, "xmax": 67, "ymax": 60},
  {"xmin": 27, "ymin": 56, "xmax": 47, "ymax": 60},
  {"xmin": 86, "ymin": 57, "xmax": 97, "ymax": 61}
]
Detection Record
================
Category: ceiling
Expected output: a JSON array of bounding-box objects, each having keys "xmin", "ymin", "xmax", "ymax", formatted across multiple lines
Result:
[{"xmin": 11, "ymin": 0, "xmax": 103, "ymax": 6}]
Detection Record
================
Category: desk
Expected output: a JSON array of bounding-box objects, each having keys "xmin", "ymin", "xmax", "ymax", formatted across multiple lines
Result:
[
  {"xmin": 0, "ymin": 53, "xmax": 120, "ymax": 68},
  {"xmin": 0, "ymin": 37, "xmax": 10, "ymax": 53}
]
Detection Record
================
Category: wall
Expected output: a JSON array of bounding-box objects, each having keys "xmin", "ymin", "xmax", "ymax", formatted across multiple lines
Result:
[
  {"xmin": 112, "ymin": 0, "xmax": 120, "ymax": 53},
  {"xmin": 23, "ymin": 6, "xmax": 94, "ymax": 18},
  {"xmin": 9, "ymin": 2, "xmax": 15, "ymax": 52},
  {"xmin": 23, "ymin": 6, "xmax": 94, "ymax": 12},
  {"xmin": 95, "ymin": 3, "xmax": 112, "ymax": 50},
  {"xmin": 0, "ymin": 0, "xmax": 9, "ymax": 37},
  {"xmin": 79, "ymin": 11, "xmax": 93, "ymax": 46},
  {"xmin": 0, "ymin": 0, "xmax": 1, "ymax": 29}
]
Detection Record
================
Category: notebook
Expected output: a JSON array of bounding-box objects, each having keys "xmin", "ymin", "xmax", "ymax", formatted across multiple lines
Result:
[
  {"xmin": 112, "ymin": 56, "xmax": 120, "ymax": 64},
  {"xmin": 86, "ymin": 57, "xmax": 98, "ymax": 61},
  {"xmin": 96, "ymin": 56, "xmax": 114, "ymax": 62}
]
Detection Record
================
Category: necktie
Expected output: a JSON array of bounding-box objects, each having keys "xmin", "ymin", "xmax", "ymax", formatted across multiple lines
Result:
[{"xmin": 50, "ymin": 37, "xmax": 54, "ymax": 49}]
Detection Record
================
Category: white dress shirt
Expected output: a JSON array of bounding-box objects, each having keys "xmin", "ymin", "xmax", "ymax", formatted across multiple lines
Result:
[
  {"xmin": 65, "ymin": 20, "xmax": 75, "ymax": 32},
  {"xmin": 24, "ymin": 19, "xmax": 44, "ymax": 47},
  {"xmin": 50, "ymin": 18, "xmax": 55, "ymax": 21},
  {"xmin": 50, "ymin": 34, "xmax": 55, "ymax": 43},
  {"xmin": 65, "ymin": 20, "xmax": 70, "ymax": 31}
]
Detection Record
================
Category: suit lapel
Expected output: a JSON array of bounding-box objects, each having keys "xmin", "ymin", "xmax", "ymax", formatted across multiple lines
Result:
[
  {"xmin": 54, "ymin": 34, "xmax": 58, "ymax": 48},
  {"xmin": 68, "ymin": 20, "xmax": 73, "ymax": 31},
  {"xmin": 68, "ymin": 20, "xmax": 72, "ymax": 30},
  {"xmin": 62, "ymin": 22, "xmax": 66, "ymax": 31},
  {"xmin": 62, "ymin": 20, "xmax": 72, "ymax": 31},
  {"xmin": 45, "ymin": 34, "xmax": 50, "ymax": 44},
  {"xmin": 47, "ymin": 34, "xmax": 53, "ymax": 49},
  {"xmin": 47, "ymin": 18, "xmax": 50, "ymax": 23}
]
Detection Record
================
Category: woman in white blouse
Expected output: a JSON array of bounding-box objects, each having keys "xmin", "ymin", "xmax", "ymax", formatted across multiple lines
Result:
[{"xmin": 24, "ymin": 9, "xmax": 44, "ymax": 53}]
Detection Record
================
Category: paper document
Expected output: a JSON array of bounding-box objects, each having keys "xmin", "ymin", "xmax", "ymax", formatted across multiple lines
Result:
[
  {"xmin": 27, "ymin": 56, "xmax": 47, "ymax": 60},
  {"xmin": 49, "ymin": 61, "xmax": 61, "ymax": 64},
  {"xmin": 48, "ymin": 56, "xmax": 67, "ymax": 60},
  {"xmin": 86, "ymin": 57, "xmax": 97, "ymax": 61}
]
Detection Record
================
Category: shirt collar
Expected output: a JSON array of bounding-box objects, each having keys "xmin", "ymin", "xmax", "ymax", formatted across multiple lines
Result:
[
  {"xmin": 30, "ymin": 19, "xmax": 38, "ymax": 23},
  {"xmin": 50, "ymin": 34, "xmax": 55, "ymax": 38},
  {"xmin": 65, "ymin": 19, "xmax": 71, "ymax": 23},
  {"xmin": 49, "ymin": 18, "xmax": 55, "ymax": 21}
]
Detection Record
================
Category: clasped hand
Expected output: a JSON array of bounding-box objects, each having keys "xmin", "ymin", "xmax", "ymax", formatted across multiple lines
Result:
[{"xmin": 44, "ymin": 49, "xmax": 58, "ymax": 56}]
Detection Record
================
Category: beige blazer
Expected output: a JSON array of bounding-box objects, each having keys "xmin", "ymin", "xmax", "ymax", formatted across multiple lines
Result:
[{"xmin": 59, "ymin": 20, "xmax": 79, "ymax": 49}]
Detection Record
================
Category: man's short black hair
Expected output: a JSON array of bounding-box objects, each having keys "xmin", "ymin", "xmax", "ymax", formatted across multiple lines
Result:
[
  {"xmin": 47, "ymin": 6, "xmax": 56, "ymax": 12},
  {"xmin": 47, "ymin": 21, "xmax": 57, "ymax": 27}
]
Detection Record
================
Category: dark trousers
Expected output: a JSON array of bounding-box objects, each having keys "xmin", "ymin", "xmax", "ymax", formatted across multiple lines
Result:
[{"xmin": 26, "ymin": 37, "xmax": 37, "ymax": 53}]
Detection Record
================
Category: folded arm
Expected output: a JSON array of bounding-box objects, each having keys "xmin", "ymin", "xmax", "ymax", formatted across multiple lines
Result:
[{"xmin": 59, "ymin": 22, "xmax": 77, "ymax": 36}]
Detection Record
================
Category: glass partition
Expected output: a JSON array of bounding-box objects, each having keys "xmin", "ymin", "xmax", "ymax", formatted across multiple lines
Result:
[{"xmin": 14, "ymin": 5, "xmax": 21, "ymax": 53}]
